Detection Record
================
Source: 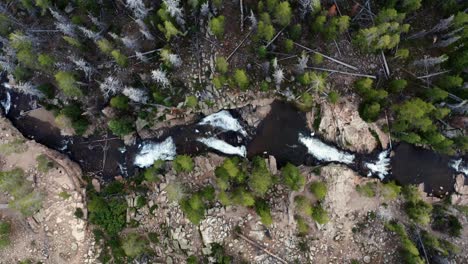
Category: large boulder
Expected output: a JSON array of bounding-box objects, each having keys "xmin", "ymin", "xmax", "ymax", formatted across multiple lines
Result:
[{"xmin": 315, "ymin": 99, "xmax": 388, "ymax": 153}]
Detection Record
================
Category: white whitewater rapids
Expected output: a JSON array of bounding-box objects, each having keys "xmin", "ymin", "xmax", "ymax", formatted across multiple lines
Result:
[
  {"xmin": 364, "ymin": 150, "xmax": 391, "ymax": 180},
  {"xmin": 198, "ymin": 110, "xmax": 248, "ymax": 136},
  {"xmin": 299, "ymin": 133, "xmax": 391, "ymax": 179},
  {"xmin": 134, "ymin": 111, "xmax": 248, "ymax": 167},
  {"xmin": 298, "ymin": 133, "xmax": 355, "ymax": 164},
  {"xmin": 197, "ymin": 137, "xmax": 246, "ymax": 157},
  {"xmin": 0, "ymin": 91, "xmax": 11, "ymax": 115},
  {"xmin": 450, "ymin": 159, "xmax": 468, "ymax": 175},
  {"xmin": 134, "ymin": 137, "xmax": 177, "ymax": 168}
]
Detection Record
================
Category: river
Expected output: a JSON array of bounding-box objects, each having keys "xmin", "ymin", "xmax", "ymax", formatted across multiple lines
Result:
[{"xmin": 0, "ymin": 86, "xmax": 466, "ymax": 196}]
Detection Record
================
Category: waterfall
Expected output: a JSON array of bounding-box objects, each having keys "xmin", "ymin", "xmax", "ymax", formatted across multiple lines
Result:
[
  {"xmin": 197, "ymin": 137, "xmax": 246, "ymax": 157},
  {"xmin": 450, "ymin": 159, "xmax": 468, "ymax": 175},
  {"xmin": 134, "ymin": 137, "xmax": 177, "ymax": 168},
  {"xmin": 364, "ymin": 150, "xmax": 391, "ymax": 180},
  {"xmin": 198, "ymin": 110, "xmax": 247, "ymax": 136},
  {"xmin": 298, "ymin": 133, "xmax": 355, "ymax": 164},
  {"xmin": 0, "ymin": 91, "xmax": 11, "ymax": 114}
]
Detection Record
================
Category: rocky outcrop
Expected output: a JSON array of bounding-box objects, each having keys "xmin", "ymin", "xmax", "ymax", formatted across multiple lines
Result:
[
  {"xmin": 0, "ymin": 116, "xmax": 93, "ymax": 264},
  {"xmin": 321, "ymin": 165, "xmax": 380, "ymax": 219},
  {"xmin": 315, "ymin": 99, "xmax": 389, "ymax": 153},
  {"xmin": 451, "ymin": 174, "xmax": 468, "ymax": 205}
]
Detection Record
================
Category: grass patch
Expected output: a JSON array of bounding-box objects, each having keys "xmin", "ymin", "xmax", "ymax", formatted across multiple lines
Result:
[
  {"xmin": 0, "ymin": 139, "xmax": 27, "ymax": 155},
  {"xmin": 36, "ymin": 154, "xmax": 54, "ymax": 173},
  {"xmin": 382, "ymin": 181, "xmax": 401, "ymax": 200},
  {"xmin": 58, "ymin": 191, "xmax": 71, "ymax": 200},
  {"xmin": 0, "ymin": 220, "xmax": 11, "ymax": 249},
  {"xmin": 356, "ymin": 182, "xmax": 377, "ymax": 197}
]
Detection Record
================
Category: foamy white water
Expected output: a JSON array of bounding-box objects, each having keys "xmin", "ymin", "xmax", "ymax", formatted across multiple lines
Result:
[
  {"xmin": 450, "ymin": 159, "xmax": 468, "ymax": 175},
  {"xmin": 365, "ymin": 150, "xmax": 391, "ymax": 180},
  {"xmin": 198, "ymin": 110, "xmax": 247, "ymax": 136},
  {"xmin": 1, "ymin": 91, "xmax": 11, "ymax": 114},
  {"xmin": 298, "ymin": 133, "xmax": 355, "ymax": 164},
  {"xmin": 134, "ymin": 137, "xmax": 177, "ymax": 168},
  {"xmin": 197, "ymin": 137, "xmax": 246, "ymax": 157}
]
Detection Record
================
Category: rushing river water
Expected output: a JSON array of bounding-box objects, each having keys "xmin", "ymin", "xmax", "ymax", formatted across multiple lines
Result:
[{"xmin": 0, "ymin": 86, "xmax": 466, "ymax": 196}]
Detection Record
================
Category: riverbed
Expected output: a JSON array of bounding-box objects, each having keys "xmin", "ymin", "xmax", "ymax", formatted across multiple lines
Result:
[{"xmin": 1, "ymin": 86, "xmax": 466, "ymax": 196}]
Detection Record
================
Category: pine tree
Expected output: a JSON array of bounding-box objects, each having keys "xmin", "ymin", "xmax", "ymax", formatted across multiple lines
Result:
[{"xmin": 209, "ymin": 16, "xmax": 225, "ymax": 39}]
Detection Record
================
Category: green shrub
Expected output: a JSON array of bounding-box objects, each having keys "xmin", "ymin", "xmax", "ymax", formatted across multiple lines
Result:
[
  {"xmin": 97, "ymin": 39, "xmax": 113, "ymax": 55},
  {"xmin": 389, "ymin": 79, "xmax": 407, "ymax": 93},
  {"xmin": 200, "ymin": 185, "xmax": 215, "ymax": 201},
  {"xmin": 310, "ymin": 181, "xmax": 327, "ymax": 200},
  {"xmin": 122, "ymin": 233, "xmax": 148, "ymax": 257},
  {"xmin": 185, "ymin": 95, "xmax": 198, "ymax": 108},
  {"xmin": 55, "ymin": 71, "xmax": 83, "ymax": 97},
  {"xmin": 74, "ymin": 208, "xmax": 84, "ymax": 218},
  {"xmin": 232, "ymin": 188, "xmax": 255, "ymax": 207},
  {"xmin": 257, "ymin": 13, "xmax": 275, "ymax": 41},
  {"xmin": 88, "ymin": 196, "xmax": 127, "ymax": 235},
  {"xmin": 402, "ymin": 185, "xmax": 422, "ymax": 203},
  {"xmin": 328, "ymin": 91, "xmax": 340, "ymax": 104},
  {"xmin": 215, "ymin": 56, "xmax": 229, "ymax": 74},
  {"xmin": 405, "ymin": 200, "xmax": 432, "ymax": 225},
  {"xmin": 385, "ymin": 221, "xmax": 424, "ymax": 263},
  {"xmin": 283, "ymin": 38, "xmax": 294, "ymax": 53},
  {"xmin": 158, "ymin": 20, "xmax": 181, "ymax": 40},
  {"xmin": 13, "ymin": 66, "xmax": 32, "ymax": 81},
  {"xmin": 289, "ymin": 24, "xmax": 302, "ymax": 40},
  {"xmin": 110, "ymin": 95, "xmax": 129, "ymax": 110},
  {"xmin": 248, "ymin": 156, "xmax": 272, "ymax": 196},
  {"xmin": 255, "ymin": 199, "xmax": 273, "ymax": 226},
  {"xmin": 356, "ymin": 182, "xmax": 377, "ymax": 197},
  {"xmin": 180, "ymin": 193, "xmax": 206, "ymax": 224},
  {"xmin": 108, "ymin": 118, "xmax": 134, "ymax": 136},
  {"xmin": 382, "ymin": 181, "xmax": 401, "ymax": 200},
  {"xmin": 148, "ymin": 232, "xmax": 159, "ymax": 244},
  {"xmin": 37, "ymin": 83, "xmax": 55, "ymax": 99},
  {"xmin": 0, "ymin": 221, "xmax": 11, "ymax": 249},
  {"xmin": 273, "ymin": 1, "xmax": 292, "ymax": 26},
  {"xmin": 311, "ymin": 204, "xmax": 329, "ymax": 224},
  {"xmin": 63, "ymin": 36, "xmax": 82, "ymax": 48},
  {"xmin": 296, "ymin": 216, "xmax": 309, "ymax": 235},
  {"xmin": 37, "ymin": 53, "xmax": 55, "ymax": 69},
  {"xmin": 0, "ymin": 14, "xmax": 11, "ymax": 36},
  {"xmin": 187, "ymin": 255, "xmax": 198, "ymax": 264},
  {"xmin": 432, "ymin": 205, "xmax": 462, "ymax": 237},
  {"xmin": 294, "ymin": 195, "xmax": 312, "ymax": 215},
  {"xmin": 395, "ymin": 49, "xmax": 409, "ymax": 60},
  {"xmin": 143, "ymin": 161, "xmax": 163, "ymax": 183},
  {"xmin": 209, "ymin": 16, "xmax": 225, "ymax": 39},
  {"xmin": 136, "ymin": 196, "xmax": 147, "ymax": 208},
  {"xmin": 296, "ymin": 92, "xmax": 314, "ymax": 111},
  {"xmin": 173, "ymin": 155, "xmax": 194, "ymax": 173},
  {"xmin": 282, "ymin": 163, "xmax": 305, "ymax": 191},
  {"xmin": 111, "ymin": 50, "xmax": 128, "ymax": 67},
  {"xmin": 36, "ymin": 154, "xmax": 54, "ymax": 173},
  {"xmin": 233, "ymin": 69, "xmax": 249, "ymax": 90}
]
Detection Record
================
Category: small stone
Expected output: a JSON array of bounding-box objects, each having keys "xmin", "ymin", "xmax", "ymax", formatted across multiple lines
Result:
[{"xmin": 363, "ymin": 256, "xmax": 371, "ymax": 263}]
